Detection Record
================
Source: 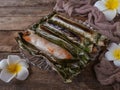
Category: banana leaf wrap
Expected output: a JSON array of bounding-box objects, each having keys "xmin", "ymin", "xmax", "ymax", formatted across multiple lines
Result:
[
  {"xmin": 16, "ymin": 12, "xmax": 109, "ymax": 83},
  {"xmin": 16, "ymin": 31, "xmax": 90, "ymax": 82}
]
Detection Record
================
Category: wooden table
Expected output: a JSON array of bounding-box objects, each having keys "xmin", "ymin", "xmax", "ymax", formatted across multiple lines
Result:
[{"xmin": 0, "ymin": 0, "xmax": 113, "ymax": 90}]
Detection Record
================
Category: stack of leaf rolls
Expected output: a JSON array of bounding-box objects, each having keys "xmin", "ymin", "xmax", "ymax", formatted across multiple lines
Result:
[{"xmin": 16, "ymin": 12, "xmax": 109, "ymax": 83}]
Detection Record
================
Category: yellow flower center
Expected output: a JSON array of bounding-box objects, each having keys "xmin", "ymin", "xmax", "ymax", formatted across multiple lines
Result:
[
  {"xmin": 105, "ymin": 0, "xmax": 120, "ymax": 10},
  {"xmin": 113, "ymin": 49, "xmax": 120, "ymax": 60},
  {"xmin": 7, "ymin": 63, "xmax": 22, "ymax": 74}
]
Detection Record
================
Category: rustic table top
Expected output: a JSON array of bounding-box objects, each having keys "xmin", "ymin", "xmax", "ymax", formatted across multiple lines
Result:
[{"xmin": 0, "ymin": 0, "xmax": 113, "ymax": 90}]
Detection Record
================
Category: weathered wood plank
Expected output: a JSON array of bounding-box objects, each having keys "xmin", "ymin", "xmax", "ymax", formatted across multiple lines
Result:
[
  {"xmin": 0, "ymin": 0, "xmax": 55, "ymax": 7},
  {"xmin": 0, "ymin": 5, "xmax": 53, "ymax": 30},
  {"xmin": 0, "ymin": 31, "xmax": 20, "ymax": 52},
  {"xmin": 0, "ymin": 16, "xmax": 42, "ymax": 30},
  {"xmin": 0, "ymin": 6, "xmax": 53, "ymax": 17}
]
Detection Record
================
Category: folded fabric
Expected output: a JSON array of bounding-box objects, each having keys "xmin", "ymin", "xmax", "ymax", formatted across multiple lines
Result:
[
  {"xmin": 54, "ymin": 0, "xmax": 120, "ymax": 42},
  {"xmin": 94, "ymin": 57, "xmax": 120, "ymax": 90}
]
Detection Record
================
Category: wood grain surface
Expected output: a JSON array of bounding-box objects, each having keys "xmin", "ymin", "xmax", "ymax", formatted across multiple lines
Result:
[{"xmin": 0, "ymin": 0, "xmax": 113, "ymax": 90}]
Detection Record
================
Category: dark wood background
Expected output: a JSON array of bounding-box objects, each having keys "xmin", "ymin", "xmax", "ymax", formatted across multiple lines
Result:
[{"xmin": 0, "ymin": 0, "xmax": 113, "ymax": 90}]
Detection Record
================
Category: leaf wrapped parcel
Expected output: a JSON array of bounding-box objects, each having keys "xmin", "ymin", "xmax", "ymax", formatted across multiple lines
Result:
[{"xmin": 16, "ymin": 12, "xmax": 109, "ymax": 83}]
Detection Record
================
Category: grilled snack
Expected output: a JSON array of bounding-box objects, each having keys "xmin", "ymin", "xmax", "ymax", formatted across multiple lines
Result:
[{"xmin": 16, "ymin": 12, "xmax": 109, "ymax": 83}]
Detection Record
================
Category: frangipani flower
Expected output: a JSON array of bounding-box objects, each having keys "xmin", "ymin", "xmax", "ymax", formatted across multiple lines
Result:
[
  {"xmin": 94, "ymin": 0, "xmax": 120, "ymax": 21},
  {"xmin": 0, "ymin": 55, "xmax": 29, "ymax": 83},
  {"xmin": 105, "ymin": 43, "xmax": 120, "ymax": 67}
]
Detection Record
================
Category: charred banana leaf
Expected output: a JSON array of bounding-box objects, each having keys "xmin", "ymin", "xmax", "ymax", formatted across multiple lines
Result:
[{"xmin": 16, "ymin": 12, "xmax": 109, "ymax": 83}]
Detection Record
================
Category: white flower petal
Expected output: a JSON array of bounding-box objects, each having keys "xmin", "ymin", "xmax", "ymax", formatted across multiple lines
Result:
[
  {"xmin": 19, "ymin": 61, "xmax": 29, "ymax": 68},
  {"xmin": 105, "ymin": 51, "xmax": 115, "ymax": 61},
  {"xmin": 16, "ymin": 67, "xmax": 29, "ymax": 80},
  {"xmin": 8, "ymin": 55, "xmax": 21, "ymax": 65},
  {"xmin": 101, "ymin": 0, "xmax": 106, "ymax": 3},
  {"xmin": 107, "ymin": 43, "xmax": 119, "ymax": 51},
  {"xmin": 0, "ymin": 59, "xmax": 8, "ymax": 69},
  {"xmin": 94, "ymin": 1, "xmax": 107, "ymax": 11},
  {"xmin": 103, "ymin": 9, "xmax": 117, "ymax": 21},
  {"xmin": 117, "ymin": 6, "xmax": 120, "ymax": 14},
  {"xmin": 0, "ymin": 69, "xmax": 16, "ymax": 83},
  {"xmin": 113, "ymin": 60, "xmax": 120, "ymax": 67}
]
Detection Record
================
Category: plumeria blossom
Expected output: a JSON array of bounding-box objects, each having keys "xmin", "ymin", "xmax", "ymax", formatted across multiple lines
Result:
[
  {"xmin": 0, "ymin": 55, "xmax": 29, "ymax": 83},
  {"xmin": 105, "ymin": 43, "xmax": 120, "ymax": 67},
  {"xmin": 94, "ymin": 0, "xmax": 120, "ymax": 21}
]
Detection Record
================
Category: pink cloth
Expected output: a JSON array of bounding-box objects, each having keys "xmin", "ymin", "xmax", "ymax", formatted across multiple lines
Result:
[
  {"xmin": 94, "ymin": 57, "xmax": 120, "ymax": 90},
  {"xmin": 54, "ymin": 0, "xmax": 120, "ymax": 42}
]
